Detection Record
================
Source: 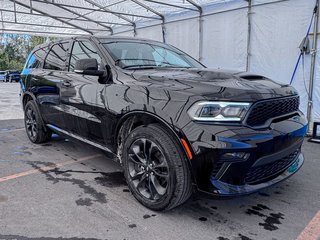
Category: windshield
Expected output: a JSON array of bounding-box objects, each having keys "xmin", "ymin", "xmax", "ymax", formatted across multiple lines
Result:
[{"xmin": 102, "ymin": 41, "xmax": 204, "ymax": 70}]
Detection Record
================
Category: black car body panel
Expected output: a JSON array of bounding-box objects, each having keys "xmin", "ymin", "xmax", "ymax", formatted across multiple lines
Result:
[{"xmin": 20, "ymin": 36, "xmax": 307, "ymax": 196}]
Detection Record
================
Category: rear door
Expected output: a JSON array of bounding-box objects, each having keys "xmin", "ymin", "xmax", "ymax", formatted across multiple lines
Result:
[{"xmin": 40, "ymin": 41, "xmax": 71, "ymax": 129}]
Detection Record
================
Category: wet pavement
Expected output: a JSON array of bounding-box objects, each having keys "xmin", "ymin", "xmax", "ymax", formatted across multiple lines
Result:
[
  {"xmin": 0, "ymin": 84, "xmax": 319, "ymax": 240},
  {"xmin": 0, "ymin": 119, "xmax": 319, "ymax": 240},
  {"xmin": 0, "ymin": 82, "xmax": 23, "ymax": 120}
]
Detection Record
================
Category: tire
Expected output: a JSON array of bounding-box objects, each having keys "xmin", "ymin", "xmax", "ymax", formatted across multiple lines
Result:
[
  {"xmin": 122, "ymin": 124, "xmax": 193, "ymax": 211},
  {"xmin": 24, "ymin": 100, "xmax": 52, "ymax": 144}
]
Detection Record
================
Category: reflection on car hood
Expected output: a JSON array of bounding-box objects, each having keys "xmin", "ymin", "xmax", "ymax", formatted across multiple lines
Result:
[{"xmin": 128, "ymin": 68, "xmax": 297, "ymax": 102}]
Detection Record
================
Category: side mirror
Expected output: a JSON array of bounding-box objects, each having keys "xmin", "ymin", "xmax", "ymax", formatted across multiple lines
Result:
[{"xmin": 74, "ymin": 58, "xmax": 104, "ymax": 76}]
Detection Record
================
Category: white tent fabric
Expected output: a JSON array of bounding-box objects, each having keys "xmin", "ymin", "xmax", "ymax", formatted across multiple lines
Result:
[
  {"xmin": 113, "ymin": 0, "xmax": 320, "ymax": 122},
  {"xmin": 0, "ymin": 0, "xmax": 319, "ymax": 122}
]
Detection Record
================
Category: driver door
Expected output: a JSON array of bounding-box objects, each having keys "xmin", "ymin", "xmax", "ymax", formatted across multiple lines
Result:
[{"xmin": 61, "ymin": 39, "xmax": 106, "ymax": 143}]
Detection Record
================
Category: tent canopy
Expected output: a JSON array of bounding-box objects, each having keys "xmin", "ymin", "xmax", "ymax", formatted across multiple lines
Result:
[
  {"xmin": 0, "ymin": 0, "xmax": 234, "ymax": 36},
  {"xmin": 0, "ymin": 0, "xmax": 319, "ymax": 124}
]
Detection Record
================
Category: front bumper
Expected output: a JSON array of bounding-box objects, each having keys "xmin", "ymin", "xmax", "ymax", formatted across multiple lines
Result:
[
  {"xmin": 208, "ymin": 151, "xmax": 303, "ymax": 196},
  {"xmin": 181, "ymin": 112, "xmax": 307, "ymax": 196}
]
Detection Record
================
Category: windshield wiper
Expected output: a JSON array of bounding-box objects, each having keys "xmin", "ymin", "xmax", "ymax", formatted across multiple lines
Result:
[
  {"xmin": 115, "ymin": 58, "xmax": 158, "ymax": 65},
  {"xmin": 159, "ymin": 64, "xmax": 192, "ymax": 69},
  {"xmin": 115, "ymin": 58, "xmax": 192, "ymax": 70},
  {"xmin": 122, "ymin": 64, "xmax": 159, "ymax": 70}
]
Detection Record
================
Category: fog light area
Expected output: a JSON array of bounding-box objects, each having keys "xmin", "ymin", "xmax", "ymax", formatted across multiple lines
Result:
[{"xmin": 221, "ymin": 152, "xmax": 250, "ymax": 161}]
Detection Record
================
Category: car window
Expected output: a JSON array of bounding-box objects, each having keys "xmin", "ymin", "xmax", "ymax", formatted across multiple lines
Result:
[
  {"xmin": 26, "ymin": 48, "xmax": 46, "ymax": 69},
  {"xmin": 69, "ymin": 41, "xmax": 101, "ymax": 72},
  {"xmin": 44, "ymin": 42, "xmax": 69, "ymax": 71},
  {"xmin": 152, "ymin": 47, "xmax": 190, "ymax": 68},
  {"xmin": 103, "ymin": 41, "xmax": 203, "ymax": 69}
]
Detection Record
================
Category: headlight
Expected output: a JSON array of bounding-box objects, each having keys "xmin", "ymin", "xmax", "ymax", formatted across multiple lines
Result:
[{"xmin": 188, "ymin": 101, "xmax": 251, "ymax": 121}]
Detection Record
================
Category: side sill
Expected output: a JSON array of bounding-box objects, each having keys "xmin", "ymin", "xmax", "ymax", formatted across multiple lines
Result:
[{"xmin": 47, "ymin": 124, "xmax": 115, "ymax": 155}]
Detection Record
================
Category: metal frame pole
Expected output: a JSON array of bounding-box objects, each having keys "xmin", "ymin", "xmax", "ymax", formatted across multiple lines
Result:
[
  {"xmin": 130, "ymin": 0, "xmax": 165, "ymax": 42},
  {"xmin": 185, "ymin": 0, "xmax": 203, "ymax": 61},
  {"xmin": 84, "ymin": 0, "xmax": 137, "ymax": 35},
  {"xmin": 51, "ymin": 3, "xmax": 113, "ymax": 34},
  {"xmin": 246, "ymin": 0, "xmax": 252, "ymax": 72},
  {"xmin": 0, "ymin": 8, "xmax": 131, "ymax": 26},
  {"xmin": 13, "ymin": 0, "xmax": 17, "ymax": 23},
  {"xmin": 198, "ymin": 12, "xmax": 203, "ymax": 62},
  {"xmin": 32, "ymin": 0, "xmax": 161, "ymax": 20},
  {"xmin": 307, "ymin": 0, "xmax": 319, "ymax": 133},
  {"xmin": 10, "ymin": 0, "xmax": 93, "ymax": 34},
  {"xmin": 143, "ymin": 0, "xmax": 197, "ymax": 12},
  {"xmin": 0, "ymin": 20, "xmax": 110, "ymax": 31},
  {"xmin": 1, "ymin": 28, "xmax": 89, "ymax": 36}
]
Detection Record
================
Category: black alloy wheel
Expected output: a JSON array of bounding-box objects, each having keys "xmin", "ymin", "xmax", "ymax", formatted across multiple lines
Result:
[
  {"xmin": 24, "ymin": 100, "xmax": 52, "ymax": 143},
  {"xmin": 128, "ymin": 138, "xmax": 169, "ymax": 200},
  {"xmin": 123, "ymin": 124, "xmax": 192, "ymax": 211},
  {"xmin": 25, "ymin": 106, "xmax": 38, "ymax": 142}
]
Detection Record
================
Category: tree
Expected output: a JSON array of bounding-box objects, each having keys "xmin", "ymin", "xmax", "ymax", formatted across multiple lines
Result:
[{"xmin": 0, "ymin": 34, "xmax": 49, "ymax": 71}]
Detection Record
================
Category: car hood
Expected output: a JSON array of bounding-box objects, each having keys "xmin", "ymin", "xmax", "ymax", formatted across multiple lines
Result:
[{"xmin": 127, "ymin": 68, "xmax": 297, "ymax": 102}]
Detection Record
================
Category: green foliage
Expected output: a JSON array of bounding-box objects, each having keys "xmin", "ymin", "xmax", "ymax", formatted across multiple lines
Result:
[{"xmin": 0, "ymin": 34, "xmax": 48, "ymax": 71}]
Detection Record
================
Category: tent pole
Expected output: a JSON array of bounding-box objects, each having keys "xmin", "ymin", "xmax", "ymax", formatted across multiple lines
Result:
[
  {"xmin": 84, "ymin": 0, "xmax": 136, "ymax": 36},
  {"xmin": 51, "ymin": 3, "xmax": 113, "ymax": 34},
  {"xmin": 199, "ymin": 14, "xmax": 203, "ymax": 62},
  {"xmin": 185, "ymin": 0, "xmax": 203, "ymax": 61},
  {"xmin": 130, "ymin": 0, "xmax": 165, "ymax": 42},
  {"xmin": 246, "ymin": 0, "xmax": 252, "ymax": 72},
  {"xmin": 307, "ymin": 0, "xmax": 319, "ymax": 134},
  {"xmin": 13, "ymin": 0, "xmax": 17, "ymax": 23},
  {"xmin": 10, "ymin": 0, "xmax": 93, "ymax": 35},
  {"xmin": 162, "ymin": 21, "xmax": 166, "ymax": 43}
]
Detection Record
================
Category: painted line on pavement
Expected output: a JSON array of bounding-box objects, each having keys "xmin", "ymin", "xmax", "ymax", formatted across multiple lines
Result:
[
  {"xmin": 0, "ymin": 154, "xmax": 102, "ymax": 183},
  {"xmin": 297, "ymin": 211, "xmax": 320, "ymax": 240},
  {"xmin": 0, "ymin": 128, "xmax": 25, "ymax": 134}
]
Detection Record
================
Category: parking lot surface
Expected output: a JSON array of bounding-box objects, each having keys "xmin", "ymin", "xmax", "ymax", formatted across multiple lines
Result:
[
  {"xmin": 0, "ymin": 82, "xmax": 23, "ymax": 120},
  {"xmin": 0, "ymin": 83, "xmax": 319, "ymax": 240}
]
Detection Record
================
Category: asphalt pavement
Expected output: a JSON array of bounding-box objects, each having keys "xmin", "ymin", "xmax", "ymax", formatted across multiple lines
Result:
[{"xmin": 0, "ymin": 83, "xmax": 319, "ymax": 240}]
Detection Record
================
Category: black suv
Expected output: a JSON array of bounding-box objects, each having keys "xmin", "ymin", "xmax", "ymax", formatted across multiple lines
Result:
[{"xmin": 21, "ymin": 36, "xmax": 307, "ymax": 210}]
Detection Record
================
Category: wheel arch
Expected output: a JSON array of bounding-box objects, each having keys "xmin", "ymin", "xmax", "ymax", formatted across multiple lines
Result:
[
  {"xmin": 22, "ymin": 91, "xmax": 37, "ymax": 109},
  {"xmin": 22, "ymin": 92, "xmax": 47, "ymax": 131},
  {"xmin": 115, "ymin": 111, "xmax": 196, "ymax": 183}
]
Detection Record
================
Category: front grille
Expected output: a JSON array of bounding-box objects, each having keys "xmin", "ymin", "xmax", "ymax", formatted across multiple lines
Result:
[
  {"xmin": 245, "ymin": 96, "xmax": 299, "ymax": 127},
  {"xmin": 245, "ymin": 149, "xmax": 300, "ymax": 184}
]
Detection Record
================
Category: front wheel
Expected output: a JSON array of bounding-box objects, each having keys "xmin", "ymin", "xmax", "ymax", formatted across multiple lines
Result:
[
  {"xmin": 122, "ymin": 124, "xmax": 193, "ymax": 211},
  {"xmin": 24, "ymin": 100, "xmax": 52, "ymax": 143}
]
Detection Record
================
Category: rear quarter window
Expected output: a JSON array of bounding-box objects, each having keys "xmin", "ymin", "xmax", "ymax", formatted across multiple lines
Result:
[
  {"xmin": 44, "ymin": 42, "xmax": 69, "ymax": 71},
  {"xmin": 26, "ymin": 48, "xmax": 47, "ymax": 69}
]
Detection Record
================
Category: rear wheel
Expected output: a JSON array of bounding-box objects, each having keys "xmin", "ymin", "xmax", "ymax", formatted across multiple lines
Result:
[
  {"xmin": 24, "ymin": 100, "xmax": 52, "ymax": 143},
  {"xmin": 122, "ymin": 124, "xmax": 192, "ymax": 211}
]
